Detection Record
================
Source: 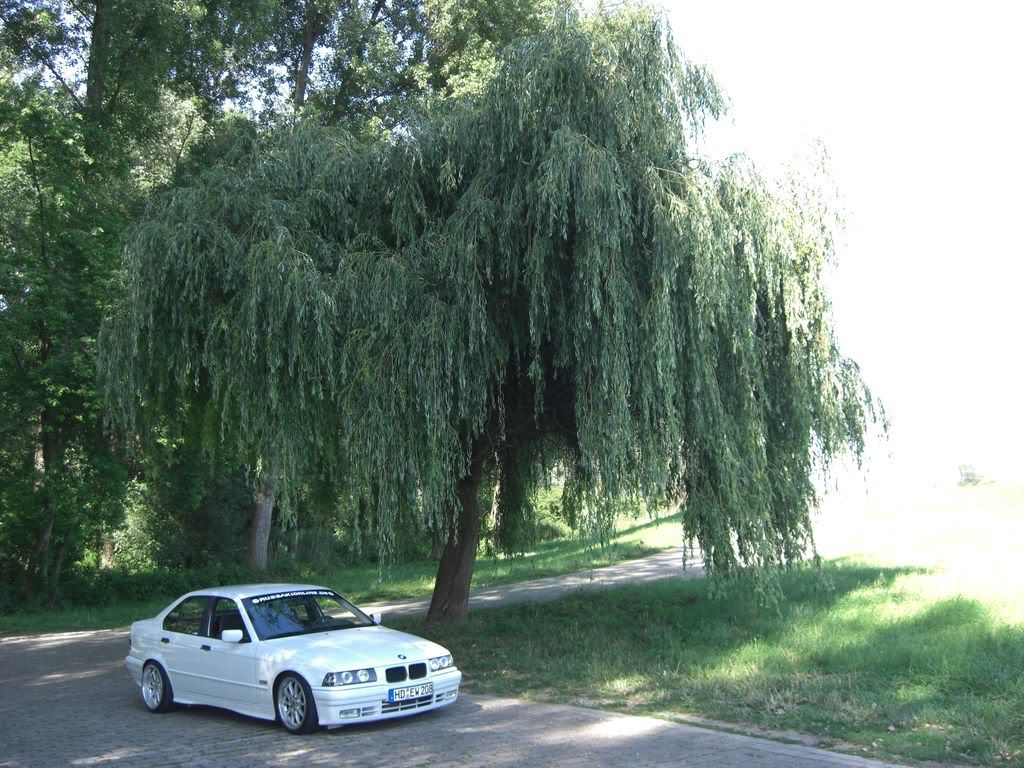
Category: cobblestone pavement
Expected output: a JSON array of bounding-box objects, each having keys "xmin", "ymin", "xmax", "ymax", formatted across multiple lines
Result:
[
  {"xmin": 1, "ymin": 549, "xmax": 917, "ymax": 768},
  {"xmin": 0, "ymin": 626, "xmax": 913, "ymax": 768}
]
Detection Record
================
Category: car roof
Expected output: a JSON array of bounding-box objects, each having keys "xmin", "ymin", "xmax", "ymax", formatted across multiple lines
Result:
[{"xmin": 186, "ymin": 583, "xmax": 333, "ymax": 600}]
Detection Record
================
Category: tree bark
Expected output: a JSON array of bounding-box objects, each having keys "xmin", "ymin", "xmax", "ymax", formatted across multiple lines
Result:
[
  {"xmin": 429, "ymin": 528, "xmax": 445, "ymax": 561},
  {"xmin": 293, "ymin": 3, "xmax": 324, "ymax": 110},
  {"xmin": 101, "ymin": 535, "xmax": 115, "ymax": 568},
  {"xmin": 427, "ymin": 439, "xmax": 487, "ymax": 621},
  {"xmin": 23, "ymin": 409, "xmax": 59, "ymax": 600},
  {"xmin": 24, "ymin": 505, "xmax": 54, "ymax": 601},
  {"xmin": 85, "ymin": 0, "xmax": 110, "ymax": 116},
  {"xmin": 46, "ymin": 541, "xmax": 65, "ymax": 608},
  {"xmin": 246, "ymin": 467, "xmax": 275, "ymax": 571}
]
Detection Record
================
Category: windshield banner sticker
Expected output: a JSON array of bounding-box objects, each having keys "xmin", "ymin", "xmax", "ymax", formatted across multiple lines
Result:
[{"xmin": 251, "ymin": 589, "xmax": 334, "ymax": 604}]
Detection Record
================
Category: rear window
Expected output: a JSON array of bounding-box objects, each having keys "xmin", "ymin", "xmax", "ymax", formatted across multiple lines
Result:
[
  {"xmin": 163, "ymin": 596, "xmax": 208, "ymax": 635},
  {"xmin": 242, "ymin": 589, "xmax": 373, "ymax": 640}
]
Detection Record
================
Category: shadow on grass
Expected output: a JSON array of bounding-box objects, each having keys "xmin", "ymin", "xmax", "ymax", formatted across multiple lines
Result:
[{"xmin": 402, "ymin": 562, "xmax": 1024, "ymax": 766}]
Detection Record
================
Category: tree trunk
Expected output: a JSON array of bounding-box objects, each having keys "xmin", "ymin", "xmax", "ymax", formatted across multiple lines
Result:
[
  {"xmin": 247, "ymin": 467, "xmax": 275, "ymax": 571},
  {"xmin": 85, "ymin": 0, "xmax": 110, "ymax": 116},
  {"xmin": 46, "ymin": 541, "xmax": 65, "ymax": 608},
  {"xmin": 293, "ymin": 4, "xmax": 322, "ymax": 110},
  {"xmin": 23, "ymin": 507, "xmax": 54, "ymax": 601},
  {"xmin": 429, "ymin": 528, "xmax": 445, "ymax": 561},
  {"xmin": 23, "ymin": 410, "xmax": 59, "ymax": 600},
  {"xmin": 427, "ymin": 440, "xmax": 487, "ymax": 621},
  {"xmin": 101, "ymin": 536, "xmax": 115, "ymax": 568}
]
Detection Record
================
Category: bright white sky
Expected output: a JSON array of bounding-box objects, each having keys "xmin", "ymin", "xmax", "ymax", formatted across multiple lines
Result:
[{"xmin": 665, "ymin": 0, "xmax": 1024, "ymax": 489}]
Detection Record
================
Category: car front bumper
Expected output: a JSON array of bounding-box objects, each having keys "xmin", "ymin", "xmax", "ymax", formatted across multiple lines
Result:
[{"xmin": 313, "ymin": 668, "xmax": 462, "ymax": 727}]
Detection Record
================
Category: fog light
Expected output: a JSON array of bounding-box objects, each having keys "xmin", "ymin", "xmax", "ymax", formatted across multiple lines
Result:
[{"xmin": 339, "ymin": 708, "xmax": 361, "ymax": 719}]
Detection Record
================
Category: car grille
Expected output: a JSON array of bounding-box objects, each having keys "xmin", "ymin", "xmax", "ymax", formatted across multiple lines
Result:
[
  {"xmin": 409, "ymin": 662, "xmax": 427, "ymax": 679},
  {"xmin": 381, "ymin": 693, "xmax": 434, "ymax": 714},
  {"xmin": 385, "ymin": 666, "xmax": 407, "ymax": 683}
]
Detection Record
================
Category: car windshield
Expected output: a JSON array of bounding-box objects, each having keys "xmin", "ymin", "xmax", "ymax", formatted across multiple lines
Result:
[{"xmin": 242, "ymin": 589, "xmax": 374, "ymax": 640}]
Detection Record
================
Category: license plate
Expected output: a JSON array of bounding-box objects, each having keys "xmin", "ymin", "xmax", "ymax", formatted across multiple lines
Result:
[{"xmin": 388, "ymin": 682, "xmax": 434, "ymax": 702}]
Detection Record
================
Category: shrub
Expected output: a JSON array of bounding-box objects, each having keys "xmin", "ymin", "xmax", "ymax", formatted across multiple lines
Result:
[{"xmin": 958, "ymin": 464, "xmax": 986, "ymax": 487}]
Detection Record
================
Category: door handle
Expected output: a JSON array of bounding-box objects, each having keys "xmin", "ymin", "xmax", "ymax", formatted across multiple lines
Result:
[
  {"xmin": 160, "ymin": 637, "xmax": 170, "ymax": 644},
  {"xmin": 201, "ymin": 644, "xmax": 211, "ymax": 651}
]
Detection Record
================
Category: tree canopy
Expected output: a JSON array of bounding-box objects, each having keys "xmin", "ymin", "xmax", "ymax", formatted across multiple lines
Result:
[
  {"xmin": 0, "ymin": 0, "xmax": 549, "ymax": 601},
  {"xmin": 101, "ymin": 4, "xmax": 878, "ymax": 619}
]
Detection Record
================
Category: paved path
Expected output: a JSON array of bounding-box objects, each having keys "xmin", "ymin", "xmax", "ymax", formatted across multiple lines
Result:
[
  {"xmin": 0, "ymin": 550, "xmax": 916, "ymax": 768},
  {"xmin": 364, "ymin": 546, "xmax": 703, "ymax": 619}
]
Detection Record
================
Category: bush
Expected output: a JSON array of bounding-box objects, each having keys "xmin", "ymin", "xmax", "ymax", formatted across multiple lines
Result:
[
  {"xmin": 53, "ymin": 562, "xmax": 259, "ymax": 610},
  {"xmin": 958, "ymin": 464, "xmax": 986, "ymax": 487},
  {"xmin": 0, "ymin": 581, "xmax": 16, "ymax": 616}
]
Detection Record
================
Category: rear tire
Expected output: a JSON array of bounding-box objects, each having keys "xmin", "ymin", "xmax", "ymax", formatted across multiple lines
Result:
[
  {"xmin": 276, "ymin": 673, "xmax": 319, "ymax": 734},
  {"xmin": 141, "ymin": 661, "xmax": 175, "ymax": 713}
]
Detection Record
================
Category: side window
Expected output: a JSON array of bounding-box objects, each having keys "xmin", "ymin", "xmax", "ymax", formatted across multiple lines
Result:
[
  {"xmin": 209, "ymin": 597, "xmax": 250, "ymax": 642},
  {"xmin": 162, "ymin": 596, "xmax": 208, "ymax": 635}
]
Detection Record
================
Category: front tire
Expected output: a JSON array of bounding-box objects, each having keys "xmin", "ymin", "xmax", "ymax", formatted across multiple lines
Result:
[
  {"xmin": 276, "ymin": 673, "xmax": 318, "ymax": 734},
  {"xmin": 141, "ymin": 661, "xmax": 175, "ymax": 713}
]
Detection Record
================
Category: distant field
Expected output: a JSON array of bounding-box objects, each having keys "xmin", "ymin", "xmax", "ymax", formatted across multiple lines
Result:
[
  {"xmin": 407, "ymin": 484, "xmax": 1024, "ymax": 767},
  {"xmin": 0, "ymin": 511, "xmax": 682, "ymax": 635},
  {"xmin": 814, "ymin": 483, "xmax": 1024, "ymax": 624}
]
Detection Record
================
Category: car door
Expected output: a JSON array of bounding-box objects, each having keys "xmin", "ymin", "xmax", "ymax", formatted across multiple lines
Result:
[
  {"xmin": 159, "ymin": 596, "xmax": 212, "ymax": 696},
  {"xmin": 195, "ymin": 597, "xmax": 260, "ymax": 707}
]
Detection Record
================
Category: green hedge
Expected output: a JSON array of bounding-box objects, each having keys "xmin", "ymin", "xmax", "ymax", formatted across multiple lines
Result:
[{"xmin": 12, "ymin": 563, "xmax": 263, "ymax": 614}]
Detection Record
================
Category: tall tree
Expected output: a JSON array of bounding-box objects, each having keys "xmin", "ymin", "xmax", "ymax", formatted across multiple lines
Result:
[
  {"xmin": 102, "ymin": 5, "xmax": 878, "ymax": 618},
  {"xmin": 0, "ymin": 65, "xmax": 129, "ymax": 601},
  {"xmin": 0, "ymin": 0, "xmax": 245, "ymax": 594},
  {"xmin": 3, "ymin": 0, "xmax": 559, "ymax": 585},
  {"xmin": 248, "ymin": 0, "xmax": 551, "ymax": 126}
]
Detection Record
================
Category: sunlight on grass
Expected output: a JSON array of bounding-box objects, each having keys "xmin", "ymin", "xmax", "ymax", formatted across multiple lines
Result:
[
  {"xmin": 817, "ymin": 484, "xmax": 1024, "ymax": 620},
  {"xmin": 408, "ymin": 484, "xmax": 1024, "ymax": 767}
]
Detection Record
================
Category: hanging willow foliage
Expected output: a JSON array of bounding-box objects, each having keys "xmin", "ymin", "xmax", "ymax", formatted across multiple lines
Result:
[{"xmin": 100, "ymin": 4, "xmax": 879, "ymax": 601}]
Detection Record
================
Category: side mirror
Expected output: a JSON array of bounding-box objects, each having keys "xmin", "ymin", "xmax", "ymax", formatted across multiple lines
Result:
[
  {"xmin": 371, "ymin": 612, "xmax": 382, "ymax": 625},
  {"xmin": 221, "ymin": 629, "xmax": 244, "ymax": 643}
]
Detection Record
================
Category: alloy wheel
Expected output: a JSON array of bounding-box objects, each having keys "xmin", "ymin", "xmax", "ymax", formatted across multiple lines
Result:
[
  {"xmin": 143, "ymin": 665, "xmax": 163, "ymax": 709},
  {"xmin": 278, "ymin": 678, "xmax": 307, "ymax": 730}
]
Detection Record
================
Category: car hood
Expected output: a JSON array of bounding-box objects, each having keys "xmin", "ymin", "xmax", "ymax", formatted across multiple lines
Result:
[{"xmin": 258, "ymin": 626, "xmax": 448, "ymax": 672}]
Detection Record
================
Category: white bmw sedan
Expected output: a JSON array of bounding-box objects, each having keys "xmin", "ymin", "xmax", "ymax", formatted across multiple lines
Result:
[{"xmin": 125, "ymin": 584, "xmax": 461, "ymax": 734}]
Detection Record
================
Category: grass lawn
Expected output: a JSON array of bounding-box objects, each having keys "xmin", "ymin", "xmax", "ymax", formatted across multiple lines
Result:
[
  {"xmin": 0, "ymin": 511, "xmax": 682, "ymax": 635},
  {"xmin": 401, "ymin": 484, "xmax": 1024, "ymax": 767}
]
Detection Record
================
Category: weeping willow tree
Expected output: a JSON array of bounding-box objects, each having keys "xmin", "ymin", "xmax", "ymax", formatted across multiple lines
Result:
[{"xmin": 100, "ymin": 4, "xmax": 878, "ymax": 616}]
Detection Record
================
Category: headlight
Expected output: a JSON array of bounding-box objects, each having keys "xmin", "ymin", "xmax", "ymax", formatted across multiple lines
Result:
[
  {"xmin": 322, "ymin": 668, "xmax": 377, "ymax": 687},
  {"xmin": 429, "ymin": 654, "xmax": 453, "ymax": 671}
]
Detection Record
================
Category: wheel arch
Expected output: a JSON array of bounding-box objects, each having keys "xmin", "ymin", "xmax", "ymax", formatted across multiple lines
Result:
[
  {"xmin": 143, "ymin": 655, "xmax": 170, "ymax": 675},
  {"xmin": 272, "ymin": 669, "xmax": 320, "ymax": 734},
  {"xmin": 272, "ymin": 669, "xmax": 312, "ymax": 696}
]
